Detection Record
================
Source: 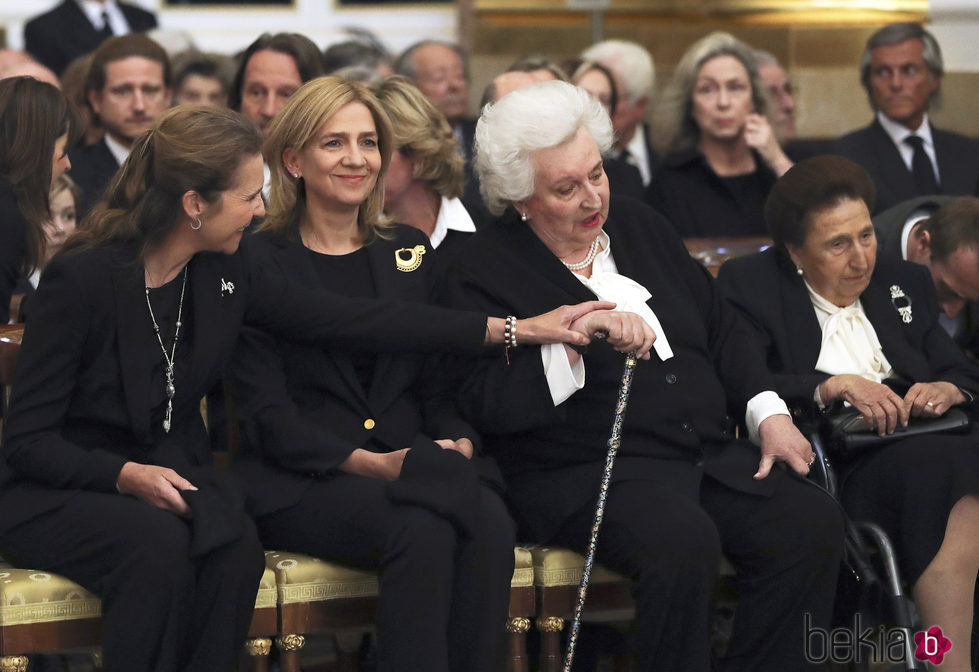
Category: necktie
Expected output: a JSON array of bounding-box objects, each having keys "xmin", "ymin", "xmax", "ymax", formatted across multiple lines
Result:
[
  {"xmin": 904, "ymin": 135, "xmax": 940, "ymax": 195},
  {"xmin": 99, "ymin": 10, "xmax": 114, "ymax": 40}
]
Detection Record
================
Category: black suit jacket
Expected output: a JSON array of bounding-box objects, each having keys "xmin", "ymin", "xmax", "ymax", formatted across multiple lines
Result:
[
  {"xmin": 69, "ymin": 139, "xmax": 121, "ymax": 219},
  {"xmin": 717, "ymin": 248, "xmax": 979, "ymax": 423},
  {"xmin": 232, "ymin": 226, "xmax": 497, "ymax": 517},
  {"xmin": 24, "ymin": 0, "xmax": 158, "ymax": 75},
  {"xmin": 0, "ymin": 236, "xmax": 488, "ymax": 533},
  {"xmin": 440, "ymin": 197, "xmax": 786, "ymax": 542},
  {"xmin": 873, "ymin": 195, "xmax": 979, "ymax": 359},
  {"xmin": 834, "ymin": 120, "xmax": 979, "ymax": 214}
]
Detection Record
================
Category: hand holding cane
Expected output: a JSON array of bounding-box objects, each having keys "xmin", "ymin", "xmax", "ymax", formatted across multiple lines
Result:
[{"xmin": 563, "ymin": 351, "xmax": 639, "ymax": 672}]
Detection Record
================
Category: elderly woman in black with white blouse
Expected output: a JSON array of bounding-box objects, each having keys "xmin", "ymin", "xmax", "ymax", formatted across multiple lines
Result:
[
  {"xmin": 439, "ymin": 80, "xmax": 844, "ymax": 672},
  {"xmin": 719, "ymin": 155, "xmax": 979, "ymax": 672}
]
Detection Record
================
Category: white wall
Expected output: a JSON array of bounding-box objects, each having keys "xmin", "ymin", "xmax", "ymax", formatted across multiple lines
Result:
[
  {"xmin": 4, "ymin": 0, "xmax": 978, "ymax": 70},
  {"xmin": 1, "ymin": 0, "xmax": 459, "ymax": 55}
]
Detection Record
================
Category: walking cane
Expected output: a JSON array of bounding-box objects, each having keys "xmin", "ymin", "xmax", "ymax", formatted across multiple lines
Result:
[{"xmin": 562, "ymin": 351, "xmax": 639, "ymax": 672}]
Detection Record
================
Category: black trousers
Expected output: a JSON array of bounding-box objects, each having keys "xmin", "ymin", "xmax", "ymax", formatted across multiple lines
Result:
[
  {"xmin": 549, "ymin": 473, "xmax": 845, "ymax": 672},
  {"xmin": 256, "ymin": 474, "xmax": 516, "ymax": 672},
  {"xmin": 0, "ymin": 489, "xmax": 266, "ymax": 672}
]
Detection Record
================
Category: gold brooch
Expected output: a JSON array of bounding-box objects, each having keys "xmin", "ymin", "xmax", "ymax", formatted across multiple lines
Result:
[{"xmin": 395, "ymin": 245, "xmax": 426, "ymax": 272}]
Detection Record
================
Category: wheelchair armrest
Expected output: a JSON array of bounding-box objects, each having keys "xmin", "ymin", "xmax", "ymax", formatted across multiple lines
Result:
[{"xmin": 807, "ymin": 431, "xmax": 839, "ymax": 498}]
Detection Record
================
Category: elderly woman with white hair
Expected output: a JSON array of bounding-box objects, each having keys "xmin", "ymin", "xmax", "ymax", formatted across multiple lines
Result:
[
  {"xmin": 646, "ymin": 32, "xmax": 792, "ymax": 238},
  {"xmin": 439, "ymin": 80, "xmax": 845, "ymax": 672}
]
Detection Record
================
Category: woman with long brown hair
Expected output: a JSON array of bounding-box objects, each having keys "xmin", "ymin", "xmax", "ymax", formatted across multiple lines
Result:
[{"xmin": 0, "ymin": 76, "xmax": 80, "ymax": 323}]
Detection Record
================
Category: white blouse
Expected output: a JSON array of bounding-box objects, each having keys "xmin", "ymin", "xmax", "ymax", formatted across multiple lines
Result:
[{"xmin": 542, "ymin": 231, "xmax": 789, "ymax": 445}]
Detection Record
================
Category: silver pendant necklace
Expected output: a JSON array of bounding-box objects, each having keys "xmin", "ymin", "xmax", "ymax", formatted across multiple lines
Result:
[{"xmin": 145, "ymin": 266, "xmax": 188, "ymax": 433}]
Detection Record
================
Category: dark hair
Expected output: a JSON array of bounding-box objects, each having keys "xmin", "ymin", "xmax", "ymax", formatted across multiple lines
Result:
[
  {"xmin": 765, "ymin": 155, "xmax": 876, "ymax": 250},
  {"xmin": 860, "ymin": 22, "xmax": 943, "ymax": 109},
  {"xmin": 323, "ymin": 40, "xmax": 391, "ymax": 74},
  {"xmin": 0, "ymin": 76, "xmax": 82, "ymax": 272},
  {"xmin": 85, "ymin": 34, "xmax": 171, "ymax": 97},
  {"xmin": 229, "ymin": 33, "xmax": 325, "ymax": 112},
  {"xmin": 73, "ymin": 106, "xmax": 262, "ymax": 253},
  {"xmin": 920, "ymin": 197, "xmax": 979, "ymax": 264},
  {"xmin": 171, "ymin": 50, "xmax": 233, "ymax": 99}
]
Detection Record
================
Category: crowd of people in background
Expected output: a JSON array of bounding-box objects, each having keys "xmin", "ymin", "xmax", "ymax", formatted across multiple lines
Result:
[{"xmin": 2, "ymin": 2, "xmax": 979, "ymax": 671}]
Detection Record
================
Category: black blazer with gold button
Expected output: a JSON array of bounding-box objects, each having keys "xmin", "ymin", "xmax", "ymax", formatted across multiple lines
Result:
[
  {"xmin": 231, "ymin": 225, "xmax": 498, "ymax": 517},
  {"xmin": 0, "ymin": 236, "xmax": 488, "ymax": 531}
]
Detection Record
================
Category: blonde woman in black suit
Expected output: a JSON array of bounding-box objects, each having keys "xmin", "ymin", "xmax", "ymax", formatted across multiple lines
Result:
[
  {"xmin": 231, "ymin": 75, "xmax": 651, "ymax": 672},
  {"xmin": 0, "ymin": 104, "xmax": 602, "ymax": 672}
]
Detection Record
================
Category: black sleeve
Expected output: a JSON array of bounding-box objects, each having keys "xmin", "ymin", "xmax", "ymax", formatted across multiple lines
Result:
[
  {"xmin": 239, "ymin": 235, "xmax": 489, "ymax": 355},
  {"xmin": 2, "ymin": 257, "xmax": 127, "ymax": 491}
]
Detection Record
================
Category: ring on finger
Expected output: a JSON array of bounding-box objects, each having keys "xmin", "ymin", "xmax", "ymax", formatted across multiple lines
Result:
[{"xmin": 926, "ymin": 401, "xmax": 935, "ymax": 408}]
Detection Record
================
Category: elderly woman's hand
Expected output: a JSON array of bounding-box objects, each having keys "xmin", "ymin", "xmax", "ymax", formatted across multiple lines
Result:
[
  {"xmin": 117, "ymin": 462, "xmax": 198, "ymax": 516},
  {"xmin": 754, "ymin": 414, "xmax": 814, "ymax": 479},
  {"xmin": 904, "ymin": 381, "xmax": 967, "ymax": 418},
  {"xmin": 489, "ymin": 301, "xmax": 617, "ymax": 347},
  {"xmin": 744, "ymin": 113, "xmax": 793, "ymax": 177},
  {"xmin": 435, "ymin": 438, "xmax": 474, "ymax": 460},
  {"xmin": 340, "ymin": 448, "xmax": 410, "ymax": 481},
  {"xmin": 818, "ymin": 374, "xmax": 909, "ymax": 435},
  {"xmin": 568, "ymin": 310, "xmax": 655, "ymax": 360}
]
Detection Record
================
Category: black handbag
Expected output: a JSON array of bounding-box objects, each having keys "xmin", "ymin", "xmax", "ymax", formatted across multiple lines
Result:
[{"xmin": 823, "ymin": 406, "xmax": 971, "ymax": 455}]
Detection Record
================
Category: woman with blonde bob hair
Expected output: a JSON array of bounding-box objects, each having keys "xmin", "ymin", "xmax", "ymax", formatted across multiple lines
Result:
[
  {"xmin": 647, "ymin": 31, "xmax": 793, "ymax": 238},
  {"xmin": 375, "ymin": 76, "xmax": 477, "ymax": 263},
  {"xmin": 233, "ymin": 75, "xmax": 636, "ymax": 672},
  {"xmin": 263, "ymin": 75, "xmax": 393, "ymax": 242}
]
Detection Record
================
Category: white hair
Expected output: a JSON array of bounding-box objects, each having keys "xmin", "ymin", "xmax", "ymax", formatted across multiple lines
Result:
[
  {"xmin": 475, "ymin": 80, "xmax": 614, "ymax": 217},
  {"xmin": 581, "ymin": 40, "xmax": 654, "ymax": 104}
]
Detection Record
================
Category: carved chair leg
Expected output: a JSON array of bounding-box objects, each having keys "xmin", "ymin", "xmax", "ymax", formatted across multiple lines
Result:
[
  {"xmin": 92, "ymin": 651, "xmax": 104, "ymax": 670},
  {"xmin": 335, "ymin": 631, "xmax": 364, "ymax": 672},
  {"xmin": 537, "ymin": 616, "xmax": 565, "ymax": 672},
  {"xmin": 244, "ymin": 637, "xmax": 272, "ymax": 672},
  {"xmin": 276, "ymin": 634, "xmax": 306, "ymax": 672},
  {"xmin": 0, "ymin": 657, "xmax": 28, "ymax": 672},
  {"xmin": 506, "ymin": 616, "xmax": 531, "ymax": 672}
]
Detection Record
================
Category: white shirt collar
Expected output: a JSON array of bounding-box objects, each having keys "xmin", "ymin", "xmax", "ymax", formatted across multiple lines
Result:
[
  {"xmin": 103, "ymin": 132, "xmax": 131, "ymax": 168},
  {"xmin": 900, "ymin": 209, "xmax": 935, "ymax": 261},
  {"xmin": 76, "ymin": 0, "xmax": 129, "ymax": 34},
  {"xmin": 877, "ymin": 110, "xmax": 934, "ymax": 149},
  {"xmin": 429, "ymin": 196, "xmax": 476, "ymax": 249},
  {"xmin": 623, "ymin": 125, "xmax": 652, "ymax": 187}
]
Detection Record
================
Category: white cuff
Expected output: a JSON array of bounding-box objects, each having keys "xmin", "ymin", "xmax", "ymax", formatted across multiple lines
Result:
[
  {"xmin": 541, "ymin": 343, "xmax": 585, "ymax": 406},
  {"xmin": 745, "ymin": 390, "xmax": 791, "ymax": 445}
]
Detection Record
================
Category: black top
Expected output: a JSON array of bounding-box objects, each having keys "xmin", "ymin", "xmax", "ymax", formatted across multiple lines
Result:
[
  {"xmin": 308, "ymin": 246, "xmax": 376, "ymax": 393},
  {"xmin": 644, "ymin": 148, "xmax": 775, "ymax": 238},
  {"xmin": 0, "ymin": 180, "xmax": 29, "ymax": 324}
]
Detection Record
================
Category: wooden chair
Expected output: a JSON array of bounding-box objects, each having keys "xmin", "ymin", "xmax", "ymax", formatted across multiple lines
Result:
[{"xmin": 266, "ymin": 546, "xmax": 536, "ymax": 672}]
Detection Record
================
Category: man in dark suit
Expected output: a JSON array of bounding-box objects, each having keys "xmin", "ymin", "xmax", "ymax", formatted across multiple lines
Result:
[
  {"xmin": 875, "ymin": 195, "xmax": 979, "ymax": 359},
  {"xmin": 23, "ymin": 0, "xmax": 157, "ymax": 76},
  {"xmin": 834, "ymin": 22, "xmax": 979, "ymax": 214},
  {"xmin": 69, "ymin": 34, "xmax": 171, "ymax": 217},
  {"xmin": 581, "ymin": 40, "xmax": 660, "ymax": 189}
]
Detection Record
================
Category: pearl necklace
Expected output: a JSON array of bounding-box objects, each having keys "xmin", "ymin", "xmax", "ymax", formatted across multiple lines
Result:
[
  {"xmin": 145, "ymin": 267, "xmax": 188, "ymax": 433},
  {"xmin": 562, "ymin": 238, "xmax": 601, "ymax": 271}
]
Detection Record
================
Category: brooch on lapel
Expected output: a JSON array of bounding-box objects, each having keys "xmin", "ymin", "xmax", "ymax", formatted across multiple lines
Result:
[
  {"xmin": 395, "ymin": 245, "xmax": 426, "ymax": 272},
  {"xmin": 890, "ymin": 285, "xmax": 912, "ymax": 323},
  {"xmin": 221, "ymin": 278, "xmax": 235, "ymax": 296}
]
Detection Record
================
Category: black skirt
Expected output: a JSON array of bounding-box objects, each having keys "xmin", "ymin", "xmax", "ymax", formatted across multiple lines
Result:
[{"xmin": 840, "ymin": 425, "xmax": 979, "ymax": 584}]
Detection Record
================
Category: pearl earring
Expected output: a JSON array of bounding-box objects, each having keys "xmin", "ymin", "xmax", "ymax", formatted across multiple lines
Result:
[
  {"xmin": 796, "ymin": 267, "xmax": 804, "ymax": 276},
  {"xmin": 520, "ymin": 212, "xmax": 528, "ymax": 222}
]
